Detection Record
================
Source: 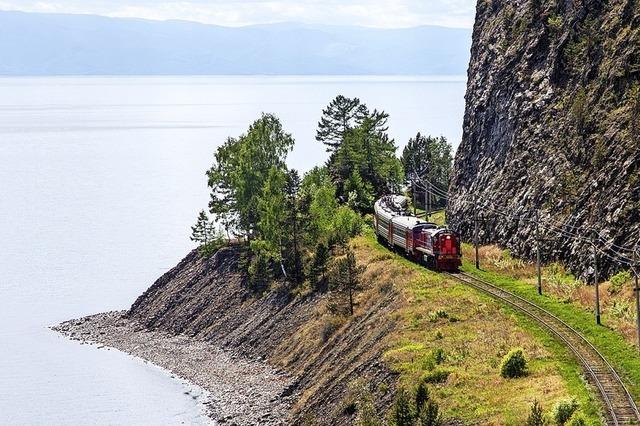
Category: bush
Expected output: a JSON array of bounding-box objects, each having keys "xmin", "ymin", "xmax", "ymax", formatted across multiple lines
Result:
[
  {"xmin": 415, "ymin": 382, "xmax": 429, "ymax": 412},
  {"xmin": 422, "ymin": 369, "xmax": 451, "ymax": 384},
  {"xmin": 432, "ymin": 348, "xmax": 446, "ymax": 365},
  {"xmin": 417, "ymin": 401, "xmax": 442, "ymax": 426},
  {"xmin": 527, "ymin": 400, "xmax": 546, "ymax": 426},
  {"xmin": 610, "ymin": 271, "xmax": 632, "ymax": 294},
  {"xmin": 552, "ymin": 398, "xmax": 578, "ymax": 425},
  {"xmin": 566, "ymin": 412, "xmax": 586, "ymax": 426},
  {"xmin": 389, "ymin": 389, "xmax": 415, "ymax": 426},
  {"xmin": 332, "ymin": 206, "xmax": 363, "ymax": 244},
  {"xmin": 500, "ymin": 348, "xmax": 528, "ymax": 378}
]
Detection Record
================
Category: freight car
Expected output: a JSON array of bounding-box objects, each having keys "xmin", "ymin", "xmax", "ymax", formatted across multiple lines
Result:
[{"xmin": 373, "ymin": 195, "xmax": 462, "ymax": 271}]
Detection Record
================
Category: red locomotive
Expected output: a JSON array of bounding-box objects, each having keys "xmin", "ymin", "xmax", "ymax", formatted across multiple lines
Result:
[{"xmin": 373, "ymin": 195, "xmax": 462, "ymax": 271}]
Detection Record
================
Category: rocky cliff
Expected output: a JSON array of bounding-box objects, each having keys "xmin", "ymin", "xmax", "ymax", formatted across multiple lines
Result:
[
  {"xmin": 126, "ymin": 246, "xmax": 398, "ymax": 424},
  {"xmin": 449, "ymin": 0, "xmax": 640, "ymax": 278}
]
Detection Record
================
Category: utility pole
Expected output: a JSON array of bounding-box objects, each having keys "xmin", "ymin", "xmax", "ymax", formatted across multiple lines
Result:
[
  {"xmin": 535, "ymin": 211, "xmax": 542, "ymax": 296},
  {"xmin": 424, "ymin": 185, "xmax": 429, "ymax": 221},
  {"xmin": 412, "ymin": 180, "xmax": 417, "ymax": 216},
  {"xmin": 634, "ymin": 248, "xmax": 640, "ymax": 351},
  {"xmin": 474, "ymin": 206, "xmax": 480, "ymax": 270},
  {"xmin": 593, "ymin": 232, "xmax": 601, "ymax": 325}
]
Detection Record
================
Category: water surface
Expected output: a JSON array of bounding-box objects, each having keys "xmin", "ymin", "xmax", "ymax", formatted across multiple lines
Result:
[{"xmin": 0, "ymin": 76, "xmax": 465, "ymax": 425}]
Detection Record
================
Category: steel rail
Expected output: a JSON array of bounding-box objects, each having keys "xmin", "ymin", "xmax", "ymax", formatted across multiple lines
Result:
[{"xmin": 444, "ymin": 271, "xmax": 640, "ymax": 425}]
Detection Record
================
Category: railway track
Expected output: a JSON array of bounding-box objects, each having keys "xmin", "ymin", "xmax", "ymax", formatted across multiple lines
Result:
[{"xmin": 444, "ymin": 271, "xmax": 640, "ymax": 425}]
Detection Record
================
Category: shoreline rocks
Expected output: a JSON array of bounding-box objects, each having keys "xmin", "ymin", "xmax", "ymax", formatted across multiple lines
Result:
[{"xmin": 53, "ymin": 311, "xmax": 294, "ymax": 426}]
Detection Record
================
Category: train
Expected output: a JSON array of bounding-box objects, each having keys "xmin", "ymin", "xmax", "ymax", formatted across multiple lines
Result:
[{"xmin": 373, "ymin": 195, "xmax": 462, "ymax": 271}]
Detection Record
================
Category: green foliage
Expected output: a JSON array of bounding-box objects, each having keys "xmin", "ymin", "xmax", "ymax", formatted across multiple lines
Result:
[
  {"xmin": 389, "ymin": 389, "xmax": 415, "ymax": 426},
  {"xmin": 416, "ymin": 401, "xmax": 442, "ymax": 426},
  {"xmin": 207, "ymin": 113, "xmax": 294, "ymax": 239},
  {"xmin": 347, "ymin": 379, "xmax": 382, "ymax": 426},
  {"xmin": 329, "ymin": 249, "xmax": 365, "ymax": 316},
  {"xmin": 247, "ymin": 240, "xmax": 272, "ymax": 292},
  {"xmin": 332, "ymin": 206, "xmax": 364, "ymax": 245},
  {"xmin": 309, "ymin": 243, "xmax": 330, "ymax": 292},
  {"xmin": 527, "ymin": 400, "xmax": 547, "ymax": 426},
  {"xmin": 431, "ymin": 348, "xmax": 446, "ymax": 365},
  {"xmin": 570, "ymin": 88, "xmax": 588, "ymax": 137},
  {"xmin": 428, "ymin": 309, "xmax": 449, "ymax": 322},
  {"xmin": 402, "ymin": 133, "xmax": 452, "ymax": 212},
  {"xmin": 415, "ymin": 382, "xmax": 429, "ymax": 413},
  {"xmin": 421, "ymin": 369, "xmax": 450, "ymax": 384},
  {"xmin": 547, "ymin": 15, "xmax": 563, "ymax": 35},
  {"xmin": 500, "ymin": 348, "xmax": 528, "ymax": 378},
  {"xmin": 566, "ymin": 412, "xmax": 586, "ymax": 426},
  {"xmin": 318, "ymin": 96, "xmax": 403, "ymax": 211},
  {"xmin": 316, "ymin": 95, "xmax": 370, "ymax": 152},
  {"xmin": 610, "ymin": 271, "xmax": 632, "ymax": 294},
  {"xmin": 552, "ymin": 398, "xmax": 578, "ymax": 425},
  {"xmin": 191, "ymin": 210, "xmax": 225, "ymax": 258}
]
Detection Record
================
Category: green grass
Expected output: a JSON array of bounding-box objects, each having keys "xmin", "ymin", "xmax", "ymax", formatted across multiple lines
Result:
[
  {"xmin": 461, "ymin": 255, "xmax": 640, "ymax": 402},
  {"xmin": 357, "ymin": 230, "xmax": 603, "ymax": 424}
]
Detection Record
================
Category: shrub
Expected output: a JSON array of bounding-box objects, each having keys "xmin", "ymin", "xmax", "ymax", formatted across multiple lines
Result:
[
  {"xmin": 566, "ymin": 412, "xmax": 586, "ymax": 426},
  {"xmin": 500, "ymin": 348, "xmax": 528, "ymax": 378},
  {"xmin": 417, "ymin": 401, "xmax": 442, "ymax": 426},
  {"xmin": 547, "ymin": 15, "xmax": 563, "ymax": 33},
  {"xmin": 422, "ymin": 369, "xmax": 451, "ymax": 384},
  {"xmin": 389, "ymin": 389, "xmax": 415, "ymax": 426},
  {"xmin": 415, "ymin": 382, "xmax": 430, "ymax": 412},
  {"xmin": 552, "ymin": 398, "xmax": 578, "ymax": 425},
  {"xmin": 610, "ymin": 271, "xmax": 631, "ymax": 294},
  {"xmin": 527, "ymin": 400, "xmax": 546, "ymax": 426},
  {"xmin": 428, "ymin": 310, "xmax": 449, "ymax": 322},
  {"xmin": 432, "ymin": 348, "xmax": 446, "ymax": 365}
]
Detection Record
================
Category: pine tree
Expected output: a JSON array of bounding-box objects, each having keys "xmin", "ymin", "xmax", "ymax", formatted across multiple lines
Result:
[
  {"xmin": 417, "ymin": 401, "xmax": 442, "ymax": 426},
  {"xmin": 415, "ymin": 382, "xmax": 430, "ymax": 413},
  {"xmin": 309, "ymin": 243, "xmax": 330, "ymax": 292},
  {"xmin": 190, "ymin": 210, "xmax": 210, "ymax": 246},
  {"xmin": 331, "ymin": 249, "xmax": 364, "ymax": 316},
  {"xmin": 316, "ymin": 95, "xmax": 370, "ymax": 152},
  {"xmin": 283, "ymin": 169, "xmax": 304, "ymax": 285},
  {"xmin": 526, "ymin": 400, "xmax": 545, "ymax": 426},
  {"xmin": 390, "ymin": 389, "xmax": 415, "ymax": 426}
]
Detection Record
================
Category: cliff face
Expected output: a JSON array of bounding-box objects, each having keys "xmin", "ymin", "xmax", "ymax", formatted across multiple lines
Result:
[
  {"xmin": 127, "ymin": 246, "xmax": 398, "ymax": 425},
  {"xmin": 449, "ymin": 0, "xmax": 640, "ymax": 278}
]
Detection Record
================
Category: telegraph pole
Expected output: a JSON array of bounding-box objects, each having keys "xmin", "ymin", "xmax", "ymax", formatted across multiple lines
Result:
[
  {"xmin": 474, "ymin": 206, "xmax": 480, "ymax": 270},
  {"xmin": 593, "ymin": 232, "xmax": 601, "ymax": 325},
  {"xmin": 412, "ymin": 180, "xmax": 417, "ymax": 216},
  {"xmin": 535, "ymin": 211, "xmax": 542, "ymax": 295},
  {"xmin": 634, "ymin": 248, "xmax": 640, "ymax": 351}
]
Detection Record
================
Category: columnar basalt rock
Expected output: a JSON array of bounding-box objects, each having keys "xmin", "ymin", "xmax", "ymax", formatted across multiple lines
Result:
[{"xmin": 449, "ymin": 0, "xmax": 640, "ymax": 278}]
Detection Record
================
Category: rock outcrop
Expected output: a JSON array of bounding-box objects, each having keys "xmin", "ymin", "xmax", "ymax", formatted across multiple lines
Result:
[{"xmin": 449, "ymin": 0, "xmax": 640, "ymax": 278}]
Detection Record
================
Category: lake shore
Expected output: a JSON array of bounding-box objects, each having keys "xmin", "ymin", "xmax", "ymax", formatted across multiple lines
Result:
[{"xmin": 52, "ymin": 312, "xmax": 294, "ymax": 426}]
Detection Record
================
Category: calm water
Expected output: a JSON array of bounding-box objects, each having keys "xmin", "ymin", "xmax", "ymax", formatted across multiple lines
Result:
[{"xmin": 0, "ymin": 76, "xmax": 466, "ymax": 425}]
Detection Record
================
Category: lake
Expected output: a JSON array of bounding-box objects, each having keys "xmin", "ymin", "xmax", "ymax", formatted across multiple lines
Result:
[{"xmin": 0, "ymin": 76, "xmax": 466, "ymax": 425}]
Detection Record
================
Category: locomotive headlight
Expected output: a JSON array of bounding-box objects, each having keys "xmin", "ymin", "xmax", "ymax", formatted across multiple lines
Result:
[{"xmin": 446, "ymin": 236, "xmax": 451, "ymax": 240}]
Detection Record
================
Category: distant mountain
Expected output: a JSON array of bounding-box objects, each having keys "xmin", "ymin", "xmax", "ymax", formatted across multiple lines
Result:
[{"xmin": 0, "ymin": 11, "xmax": 472, "ymax": 76}]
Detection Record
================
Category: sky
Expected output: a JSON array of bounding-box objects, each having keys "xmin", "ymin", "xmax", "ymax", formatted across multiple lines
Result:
[{"xmin": 0, "ymin": 0, "xmax": 477, "ymax": 28}]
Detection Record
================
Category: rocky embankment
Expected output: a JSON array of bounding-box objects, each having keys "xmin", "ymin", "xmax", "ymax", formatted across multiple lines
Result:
[
  {"xmin": 449, "ymin": 0, "xmax": 640, "ymax": 278},
  {"xmin": 56, "ymin": 246, "xmax": 398, "ymax": 425}
]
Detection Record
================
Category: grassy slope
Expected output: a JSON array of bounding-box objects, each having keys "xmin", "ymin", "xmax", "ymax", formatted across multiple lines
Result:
[
  {"xmin": 352, "ymin": 229, "xmax": 602, "ymax": 425},
  {"xmin": 460, "ymin": 244, "xmax": 640, "ymax": 402}
]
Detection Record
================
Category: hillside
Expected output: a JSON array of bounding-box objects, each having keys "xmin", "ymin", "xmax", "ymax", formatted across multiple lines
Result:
[
  {"xmin": 448, "ymin": 0, "xmax": 640, "ymax": 278},
  {"xmin": 0, "ymin": 11, "xmax": 471, "ymax": 75},
  {"xmin": 55, "ymin": 233, "xmax": 609, "ymax": 424}
]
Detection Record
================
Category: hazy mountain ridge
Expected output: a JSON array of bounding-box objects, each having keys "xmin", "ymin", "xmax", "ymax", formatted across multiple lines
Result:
[{"xmin": 0, "ymin": 11, "xmax": 471, "ymax": 75}]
